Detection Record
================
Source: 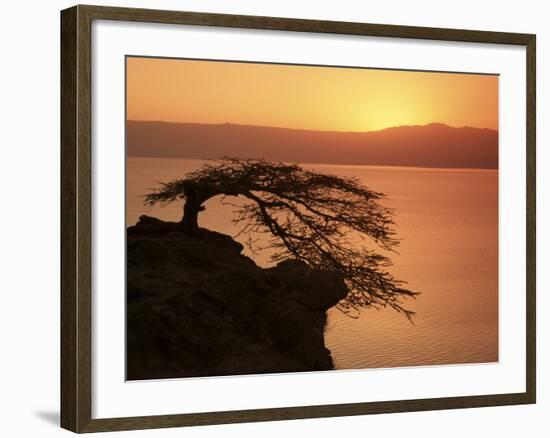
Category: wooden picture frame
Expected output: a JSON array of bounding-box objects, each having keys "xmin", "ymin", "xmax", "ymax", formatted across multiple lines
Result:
[{"xmin": 61, "ymin": 4, "xmax": 536, "ymax": 433}]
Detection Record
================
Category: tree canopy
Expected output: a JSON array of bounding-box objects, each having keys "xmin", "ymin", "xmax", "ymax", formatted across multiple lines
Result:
[{"xmin": 144, "ymin": 157, "xmax": 419, "ymax": 319}]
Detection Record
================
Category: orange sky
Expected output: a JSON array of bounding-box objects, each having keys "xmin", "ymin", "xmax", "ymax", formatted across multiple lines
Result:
[{"xmin": 126, "ymin": 56, "xmax": 498, "ymax": 132}]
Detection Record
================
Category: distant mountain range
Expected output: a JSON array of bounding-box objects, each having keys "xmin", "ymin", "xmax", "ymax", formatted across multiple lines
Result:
[{"xmin": 127, "ymin": 121, "xmax": 498, "ymax": 169}]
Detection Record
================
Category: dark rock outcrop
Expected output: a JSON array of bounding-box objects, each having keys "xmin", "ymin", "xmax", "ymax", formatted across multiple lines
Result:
[{"xmin": 126, "ymin": 215, "xmax": 348, "ymax": 380}]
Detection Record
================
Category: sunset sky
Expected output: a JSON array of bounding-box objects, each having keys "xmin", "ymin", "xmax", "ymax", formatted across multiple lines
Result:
[{"xmin": 126, "ymin": 56, "xmax": 498, "ymax": 133}]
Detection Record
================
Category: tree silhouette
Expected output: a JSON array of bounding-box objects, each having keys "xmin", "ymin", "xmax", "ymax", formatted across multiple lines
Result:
[{"xmin": 144, "ymin": 157, "xmax": 419, "ymax": 318}]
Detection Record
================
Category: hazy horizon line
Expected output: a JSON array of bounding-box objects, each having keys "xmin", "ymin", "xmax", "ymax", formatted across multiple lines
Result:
[
  {"xmin": 126, "ymin": 119, "xmax": 499, "ymax": 135},
  {"xmin": 126, "ymin": 155, "xmax": 498, "ymax": 172}
]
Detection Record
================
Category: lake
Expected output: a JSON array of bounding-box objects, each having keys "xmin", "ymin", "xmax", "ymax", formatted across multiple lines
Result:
[{"xmin": 127, "ymin": 157, "xmax": 498, "ymax": 370}]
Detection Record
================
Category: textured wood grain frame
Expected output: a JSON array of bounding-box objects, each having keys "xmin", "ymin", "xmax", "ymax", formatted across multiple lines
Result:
[{"xmin": 60, "ymin": 4, "xmax": 536, "ymax": 433}]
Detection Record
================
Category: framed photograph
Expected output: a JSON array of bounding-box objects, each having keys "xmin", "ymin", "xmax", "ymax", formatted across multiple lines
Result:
[{"xmin": 60, "ymin": 4, "xmax": 536, "ymax": 433}]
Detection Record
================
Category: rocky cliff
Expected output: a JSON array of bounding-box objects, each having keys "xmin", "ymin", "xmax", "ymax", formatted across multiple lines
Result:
[{"xmin": 126, "ymin": 215, "xmax": 348, "ymax": 380}]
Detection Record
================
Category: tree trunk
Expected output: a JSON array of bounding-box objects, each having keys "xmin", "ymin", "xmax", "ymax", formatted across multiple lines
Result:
[{"xmin": 180, "ymin": 187, "xmax": 203, "ymax": 235}]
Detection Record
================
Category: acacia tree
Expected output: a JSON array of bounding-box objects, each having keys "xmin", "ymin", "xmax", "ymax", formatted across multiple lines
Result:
[{"xmin": 144, "ymin": 157, "xmax": 419, "ymax": 318}]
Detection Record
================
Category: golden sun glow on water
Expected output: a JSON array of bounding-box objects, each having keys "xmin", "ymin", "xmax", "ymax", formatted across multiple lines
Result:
[{"xmin": 127, "ymin": 57, "xmax": 498, "ymax": 133}]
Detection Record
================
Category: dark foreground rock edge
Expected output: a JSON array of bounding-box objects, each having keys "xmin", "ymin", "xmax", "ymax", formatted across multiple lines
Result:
[{"xmin": 126, "ymin": 215, "xmax": 348, "ymax": 380}]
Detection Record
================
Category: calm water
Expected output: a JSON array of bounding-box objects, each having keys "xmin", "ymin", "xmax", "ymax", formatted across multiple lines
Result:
[{"xmin": 127, "ymin": 157, "xmax": 498, "ymax": 369}]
